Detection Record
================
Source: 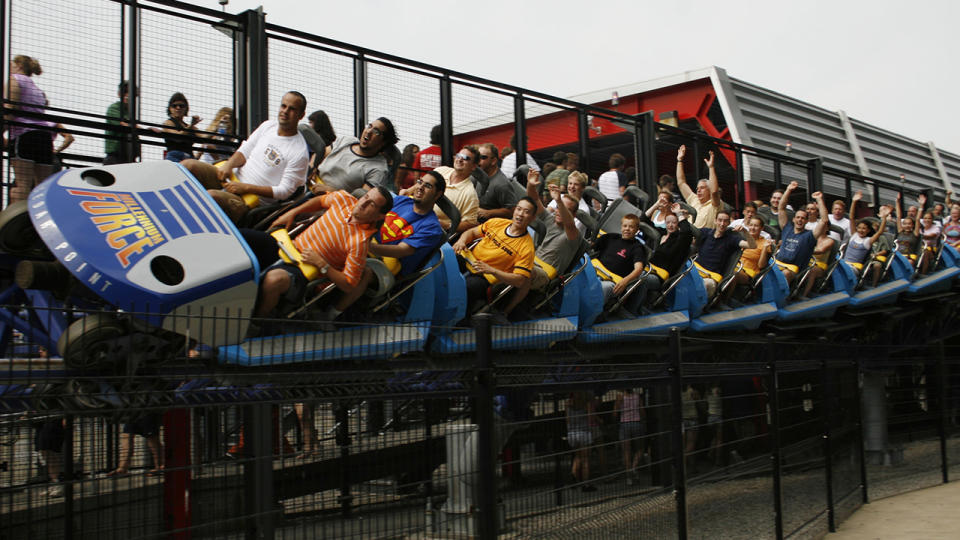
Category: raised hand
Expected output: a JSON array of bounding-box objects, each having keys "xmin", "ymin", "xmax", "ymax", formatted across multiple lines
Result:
[
  {"xmin": 527, "ymin": 169, "xmax": 541, "ymax": 188},
  {"xmin": 677, "ymin": 145, "xmax": 686, "ymax": 162},
  {"xmin": 852, "ymin": 190, "xmax": 863, "ymax": 202},
  {"xmin": 704, "ymin": 150, "xmax": 715, "ymax": 168}
]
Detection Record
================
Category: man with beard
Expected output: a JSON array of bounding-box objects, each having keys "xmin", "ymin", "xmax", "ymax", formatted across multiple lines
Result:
[
  {"xmin": 476, "ymin": 142, "xmax": 524, "ymax": 222},
  {"xmin": 311, "ymin": 117, "xmax": 398, "ymax": 193}
]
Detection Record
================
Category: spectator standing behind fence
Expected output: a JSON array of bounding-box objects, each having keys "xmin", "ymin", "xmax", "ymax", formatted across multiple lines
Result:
[
  {"xmin": 567, "ymin": 391, "xmax": 597, "ymax": 492},
  {"xmin": 107, "ymin": 413, "xmax": 165, "ymax": 477},
  {"xmin": 198, "ymin": 107, "xmax": 235, "ymax": 164},
  {"xmin": 307, "ymin": 109, "xmax": 336, "ymax": 150},
  {"xmin": 682, "ymin": 384, "xmax": 701, "ymax": 473},
  {"xmin": 160, "ymin": 92, "xmax": 201, "ymax": 162},
  {"xmin": 104, "ymin": 80, "xmax": 139, "ymax": 165},
  {"xmin": 614, "ymin": 388, "xmax": 646, "ymax": 485},
  {"xmin": 706, "ymin": 384, "xmax": 724, "ymax": 466},
  {"xmin": 413, "ymin": 124, "xmax": 443, "ymax": 173},
  {"xmin": 34, "ymin": 418, "xmax": 64, "ymax": 497},
  {"xmin": 597, "ymin": 153, "xmax": 625, "ymax": 202},
  {"xmin": 3, "ymin": 55, "xmax": 55, "ymax": 203},
  {"xmin": 500, "ymin": 134, "xmax": 540, "ymax": 180},
  {"xmin": 182, "ymin": 91, "xmax": 309, "ymax": 223},
  {"xmin": 395, "ymin": 143, "xmax": 420, "ymax": 190}
]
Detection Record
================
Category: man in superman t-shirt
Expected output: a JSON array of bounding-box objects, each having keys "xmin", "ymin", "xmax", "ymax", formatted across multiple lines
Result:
[{"xmin": 371, "ymin": 170, "xmax": 446, "ymax": 275}]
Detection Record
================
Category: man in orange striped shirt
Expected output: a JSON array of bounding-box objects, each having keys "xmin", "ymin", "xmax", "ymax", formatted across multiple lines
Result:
[{"xmin": 254, "ymin": 187, "xmax": 393, "ymax": 318}]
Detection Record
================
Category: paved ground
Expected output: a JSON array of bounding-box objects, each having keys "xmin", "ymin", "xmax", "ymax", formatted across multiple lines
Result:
[{"xmin": 829, "ymin": 480, "xmax": 960, "ymax": 539}]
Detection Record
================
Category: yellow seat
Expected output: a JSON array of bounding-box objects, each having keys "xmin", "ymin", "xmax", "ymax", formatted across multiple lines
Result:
[
  {"xmin": 460, "ymin": 249, "xmax": 498, "ymax": 284},
  {"xmin": 694, "ymin": 262, "xmax": 722, "ymax": 283},
  {"xmin": 215, "ymin": 161, "xmax": 259, "ymax": 207},
  {"xmin": 775, "ymin": 260, "xmax": 799, "ymax": 274},
  {"xmin": 592, "ymin": 259, "xmax": 623, "ymax": 283},
  {"xmin": 271, "ymin": 229, "xmax": 319, "ymax": 281},
  {"xmin": 535, "ymin": 256, "xmax": 559, "ymax": 281}
]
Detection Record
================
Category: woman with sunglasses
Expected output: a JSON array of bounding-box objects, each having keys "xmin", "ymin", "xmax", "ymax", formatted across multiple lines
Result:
[{"xmin": 161, "ymin": 92, "xmax": 201, "ymax": 162}]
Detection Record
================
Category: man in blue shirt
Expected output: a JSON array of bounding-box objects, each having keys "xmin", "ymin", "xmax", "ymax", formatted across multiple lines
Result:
[
  {"xmin": 696, "ymin": 210, "xmax": 756, "ymax": 301},
  {"xmin": 776, "ymin": 181, "xmax": 828, "ymax": 299},
  {"xmin": 334, "ymin": 170, "xmax": 447, "ymax": 312}
]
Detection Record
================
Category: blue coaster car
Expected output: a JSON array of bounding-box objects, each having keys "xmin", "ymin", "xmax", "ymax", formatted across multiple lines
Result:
[
  {"xmin": 579, "ymin": 259, "xmax": 705, "ymax": 343},
  {"xmin": 21, "ymin": 161, "xmax": 259, "ymax": 367}
]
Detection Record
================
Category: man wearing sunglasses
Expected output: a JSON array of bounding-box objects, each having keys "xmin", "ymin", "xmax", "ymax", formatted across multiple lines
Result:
[
  {"xmin": 476, "ymin": 142, "xmax": 525, "ymax": 223},
  {"xmin": 432, "ymin": 146, "xmax": 480, "ymax": 233}
]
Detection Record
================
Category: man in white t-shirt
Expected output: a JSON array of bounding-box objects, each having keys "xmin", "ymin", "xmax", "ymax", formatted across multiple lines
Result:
[
  {"xmin": 499, "ymin": 134, "xmax": 540, "ymax": 180},
  {"xmin": 828, "ymin": 199, "xmax": 851, "ymax": 244},
  {"xmin": 598, "ymin": 153, "xmax": 625, "ymax": 202},
  {"xmin": 183, "ymin": 91, "xmax": 309, "ymax": 222}
]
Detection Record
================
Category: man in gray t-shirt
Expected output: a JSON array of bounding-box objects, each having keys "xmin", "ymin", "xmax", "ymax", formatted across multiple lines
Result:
[
  {"xmin": 503, "ymin": 172, "xmax": 581, "ymax": 316},
  {"xmin": 476, "ymin": 143, "xmax": 524, "ymax": 222},
  {"xmin": 313, "ymin": 117, "xmax": 396, "ymax": 193}
]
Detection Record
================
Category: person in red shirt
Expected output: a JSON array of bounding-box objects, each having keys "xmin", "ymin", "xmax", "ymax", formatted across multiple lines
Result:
[{"xmin": 412, "ymin": 124, "xmax": 443, "ymax": 173}]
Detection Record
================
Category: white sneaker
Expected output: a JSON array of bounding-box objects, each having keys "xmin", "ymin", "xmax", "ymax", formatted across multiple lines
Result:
[{"xmin": 45, "ymin": 483, "xmax": 63, "ymax": 497}]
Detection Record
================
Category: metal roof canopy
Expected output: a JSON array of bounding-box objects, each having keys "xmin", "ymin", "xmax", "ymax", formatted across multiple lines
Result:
[{"xmin": 570, "ymin": 66, "xmax": 958, "ymax": 207}]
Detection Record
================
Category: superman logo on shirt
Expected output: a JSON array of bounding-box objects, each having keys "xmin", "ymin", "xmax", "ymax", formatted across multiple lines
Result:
[{"xmin": 380, "ymin": 212, "xmax": 414, "ymax": 242}]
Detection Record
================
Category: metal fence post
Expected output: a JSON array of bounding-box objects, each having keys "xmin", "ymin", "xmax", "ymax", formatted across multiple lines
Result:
[
  {"xmin": 244, "ymin": 404, "xmax": 275, "ymax": 539},
  {"xmin": 64, "ymin": 414, "xmax": 75, "ymax": 540},
  {"xmin": 440, "ymin": 76, "xmax": 453, "ymax": 167},
  {"xmin": 240, "ymin": 7, "xmax": 268, "ymax": 133},
  {"xmin": 807, "ymin": 158, "xmax": 823, "ymax": 195},
  {"xmin": 164, "ymin": 409, "xmax": 192, "ymax": 539},
  {"xmin": 853, "ymin": 341, "xmax": 869, "ymax": 504},
  {"xmin": 637, "ymin": 111, "xmax": 658, "ymax": 198},
  {"xmin": 474, "ymin": 313, "xmax": 497, "ymax": 540},
  {"xmin": 335, "ymin": 403, "xmax": 353, "ymax": 517},
  {"xmin": 577, "ymin": 109, "xmax": 591, "ymax": 175},
  {"xmin": 766, "ymin": 334, "xmax": 784, "ymax": 540},
  {"xmin": 354, "ymin": 54, "xmax": 368, "ymax": 138},
  {"xmin": 937, "ymin": 340, "xmax": 949, "ymax": 484},
  {"xmin": 821, "ymin": 340, "xmax": 836, "ymax": 533},
  {"xmin": 668, "ymin": 328, "xmax": 688, "ymax": 540},
  {"xmin": 735, "ymin": 147, "xmax": 745, "ymax": 212},
  {"xmin": 125, "ymin": 0, "xmax": 139, "ymax": 162},
  {"xmin": 514, "ymin": 95, "xmax": 526, "ymax": 170}
]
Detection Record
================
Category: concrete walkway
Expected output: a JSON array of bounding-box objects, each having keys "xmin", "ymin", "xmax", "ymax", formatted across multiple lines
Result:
[{"xmin": 828, "ymin": 481, "xmax": 960, "ymax": 539}]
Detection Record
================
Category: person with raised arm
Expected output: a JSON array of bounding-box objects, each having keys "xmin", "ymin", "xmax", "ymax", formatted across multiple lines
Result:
[
  {"xmin": 844, "ymin": 191, "xmax": 889, "ymax": 287},
  {"xmin": 894, "ymin": 192, "xmax": 921, "ymax": 267},
  {"xmin": 776, "ymin": 181, "xmax": 828, "ymax": 299},
  {"xmin": 676, "ymin": 145, "xmax": 722, "ymax": 229}
]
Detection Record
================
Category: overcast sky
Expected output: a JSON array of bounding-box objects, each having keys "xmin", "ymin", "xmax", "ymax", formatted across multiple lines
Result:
[{"xmin": 212, "ymin": 0, "xmax": 960, "ymax": 154}]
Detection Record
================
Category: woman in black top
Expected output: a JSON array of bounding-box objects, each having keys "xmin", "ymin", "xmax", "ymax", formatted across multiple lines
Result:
[
  {"xmin": 651, "ymin": 210, "xmax": 694, "ymax": 276},
  {"xmin": 162, "ymin": 92, "xmax": 200, "ymax": 162}
]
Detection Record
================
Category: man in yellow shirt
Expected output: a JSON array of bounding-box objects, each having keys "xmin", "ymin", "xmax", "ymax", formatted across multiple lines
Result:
[{"xmin": 452, "ymin": 190, "xmax": 538, "ymax": 316}]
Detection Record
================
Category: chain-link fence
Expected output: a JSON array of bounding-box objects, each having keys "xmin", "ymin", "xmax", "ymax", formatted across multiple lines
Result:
[{"xmin": 2, "ymin": 1, "xmax": 960, "ymax": 539}]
